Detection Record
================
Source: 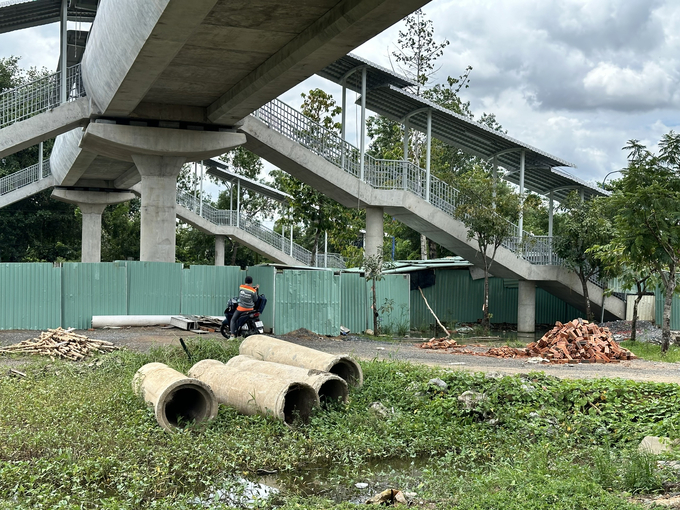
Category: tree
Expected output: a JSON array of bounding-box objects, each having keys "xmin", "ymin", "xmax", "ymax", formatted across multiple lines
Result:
[
  {"xmin": 589, "ymin": 242, "xmax": 656, "ymax": 342},
  {"xmin": 608, "ymin": 133, "xmax": 680, "ymax": 352},
  {"xmin": 0, "ymin": 57, "xmax": 82, "ymax": 262},
  {"xmin": 453, "ymin": 167, "xmax": 520, "ymax": 328},
  {"xmin": 553, "ymin": 193, "xmax": 612, "ymax": 322}
]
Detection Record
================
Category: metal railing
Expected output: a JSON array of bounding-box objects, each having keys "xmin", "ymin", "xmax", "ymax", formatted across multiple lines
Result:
[
  {"xmin": 0, "ymin": 64, "xmax": 85, "ymax": 129},
  {"xmin": 176, "ymin": 190, "xmax": 345, "ymax": 269},
  {"xmin": 253, "ymin": 98, "xmax": 564, "ymax": 268},
  {"xmin": 0, "ymin": 159, "xmax": 51, "ymax": 196}
]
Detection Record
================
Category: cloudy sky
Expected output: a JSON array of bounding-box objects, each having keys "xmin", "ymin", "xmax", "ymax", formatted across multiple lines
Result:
[{"xmin": 2, "ymin": 0, "xmax": 679, "ymax": 185}]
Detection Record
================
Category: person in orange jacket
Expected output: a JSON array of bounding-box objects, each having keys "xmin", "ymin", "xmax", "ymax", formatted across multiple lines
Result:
[{"xmin": 229, "ymin": 276, "xmax": 259, "ymax": 339}]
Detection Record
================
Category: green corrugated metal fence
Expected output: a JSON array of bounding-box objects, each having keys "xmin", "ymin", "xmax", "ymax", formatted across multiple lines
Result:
[
  {"xmin": 0, "ymin": 263, "xmax": 61, "ymax": 330},
  {"xmin": 340, "ymin": 272, "xmax": 367, "ymax": 333},
  {"xmin": 124, "ymin": 261, "xmax": 183, "ymax": 315},
  {"xmin": 61, "ymin": 263, "xmax": 127, "ymax": 329},
  {"xmin": 655, "ymin": 287, "xmax": 680, "ymax": 330},
  {"xmin": 371, "ymin": 274, "xmax": 410, "ymax": 333},
  {"xmin": 411, "ymin": 269, "xmax": 586, "ymax": 328},
  {"xmin": 275, "ymin": 269, "xmax": 341, "ymax": 335},
  {"xmin": 181, "ymin": 265, "xmax": 243, "ymax": 317}
]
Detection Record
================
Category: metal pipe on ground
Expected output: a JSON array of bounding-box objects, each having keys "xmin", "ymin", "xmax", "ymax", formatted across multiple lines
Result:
[
  {"xmin": 239, "ymin": 335, "xmax": 363, "ymax": 387},
  {"xmin": 188, "ymin": 359, "xmax": 319, "ymax": 424},
  {"xmin": 93, "ymin": 315, "xmax": 175, "ymax": 328},
  {"xmin": 132, "ymin": 362, "xmax": 218, "ymax": 432},
  {"xmin": 226, "ymin": 355, "xmax": 348, "ymax": 405}
]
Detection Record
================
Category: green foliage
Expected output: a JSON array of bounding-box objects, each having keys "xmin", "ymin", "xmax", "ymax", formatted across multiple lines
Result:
[
  {"xmin": 553, "ymin": 192, "xmax": 612, "ymax": 321},
  {"xmin": 609, "ymin": 133, "xmax": 680, "ymax": 351},
  {"xmin": 0, "ymin": 343, "xmax": 678, "ymax": 508},
  {"xmin": 620, "ymin": 340, "xmax": 680, "ymax": 363}
]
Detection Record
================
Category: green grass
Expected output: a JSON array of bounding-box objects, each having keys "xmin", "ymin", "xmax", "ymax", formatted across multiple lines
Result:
[
  {"xmin": 620, "ymin": 340, "xmax": 680, "ymax": 363},
  {"xmin": 1, "ymin": 338, "xmax": 679, "ymax": 509}
]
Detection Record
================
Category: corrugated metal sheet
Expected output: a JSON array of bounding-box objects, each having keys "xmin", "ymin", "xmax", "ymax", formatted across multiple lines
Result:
[
  {"xmin": 123, "ymin": 261, "xmax": 182, "ymax": 315},
  {"xmin": 341, "ymin": 272, "xmax": 367, "ymax": 333},
  {"xmin": 535, "ymin": 288, "xmax": 584, "ymax": 324},
  {"xmin": 274, "ymin": 270, "xmax": 340, "ymax": 336},
  {"xmin": 181, "ymin": 265, "xmax": 242, "ymax": 317},
  {"xmin": 655, "ymin": 287, "xmax": 680, "ymax": 329},
  {"xmin": 626, "ymin": 295, "xmax": 654, "ymax": 321},
  {"xmin": 0, "ymin": 263, "xmax": 61, "ymax": 330},
  {"xmin": 371, "ymin": 274, "xmax": 410, "ymax": 333},
  {"xmin": 410, "ymin": 269, "xmax": 586, "ymax": 328},
  {"xmin": 61, "ymin": 263, "xmax": 127, "ymax": 329},
  {"xmin": 246, "ymin": 265, "xmax": 275, "ymax": 332},
  {"xmin": 410, "ymin": 269, "xmax": 484, "ymax": 327}
]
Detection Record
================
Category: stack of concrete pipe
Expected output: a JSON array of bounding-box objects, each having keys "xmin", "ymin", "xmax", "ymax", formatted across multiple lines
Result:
[{"xmin": 133, "ymin": 335, "xmax": 363, "ymax": 430}]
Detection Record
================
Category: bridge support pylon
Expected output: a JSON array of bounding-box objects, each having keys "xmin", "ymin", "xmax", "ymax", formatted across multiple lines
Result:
[
  {"xmin": 365, "ymin": 206, "xmax": 384, "ymax": 263},
  {"xmin": 518, "ymin": 280, "xmax": 536, "ymax": 334},
  {"xmin": 215, "ymin": 235, "xmax": 226, "ymax": 266},
  {"xmin": 52, "ymin": 189, "xmax": 136, "ymax": 262}
]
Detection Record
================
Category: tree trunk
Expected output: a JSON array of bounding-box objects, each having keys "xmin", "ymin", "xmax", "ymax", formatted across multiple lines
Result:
[
  {"xmin": 631, "ymin": 293, "xmax": 641, "ymax": 342},
  {"xmin": 662, "ymin": 266, "xmax": 676, "ymax": 353},
  {"xmin": 482, "ymin": 269, "xmax": 490, "ymax": 329},
  {"xmin": 579, "ymin": 271, "xmax": 592, "ymax": 321},
  {"xmin": 311, "ymin": 228, "xmax": 320, "ymax": 267},
  {"xmin": 428, "ymin": 240, "xmax": 437, "ymax": 260},
  {"xmin": 230, "ymin": 241, "xmax": 239, "ymax": 266},
  {"xmin": 420, "ymin": 234, "xmax": 428, "ymax": 260},
  {"xmin": 372, "ymin": 281, "xmax": 378, "ymax": 335}
]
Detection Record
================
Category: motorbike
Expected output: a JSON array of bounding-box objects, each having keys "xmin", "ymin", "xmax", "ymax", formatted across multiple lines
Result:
[{"xmin": 220, "ymin": 294, "xmax": 267, "ymax": 339}]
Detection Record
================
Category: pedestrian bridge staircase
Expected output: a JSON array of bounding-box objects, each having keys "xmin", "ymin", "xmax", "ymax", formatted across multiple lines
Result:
[
  {"xmin": 0, "ymin": 160, "xmax": 345, "ymax": 269},
  {"xmin": 241, "ymin": 98, "xmax": 625, "ymax": 319}
]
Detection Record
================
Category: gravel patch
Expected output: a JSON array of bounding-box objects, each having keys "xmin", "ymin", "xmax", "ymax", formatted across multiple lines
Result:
[{"xmin": 0, "ymin": 326, "xmax": 679, "ymax": 384}]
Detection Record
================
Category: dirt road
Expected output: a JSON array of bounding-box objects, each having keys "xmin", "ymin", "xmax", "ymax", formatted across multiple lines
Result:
[{"xmin": 1, "ymin": 327, "xmax": 679, "ymax": 383}]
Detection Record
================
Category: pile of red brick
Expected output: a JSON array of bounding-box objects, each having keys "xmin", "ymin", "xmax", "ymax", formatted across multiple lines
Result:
[
  {"xmin": 419, "ymin": 338, "xmax": 461, "ymax": 350},
  {"xmin": 526, "ymin": 319, "xmax": 636, "ymax": 364}
]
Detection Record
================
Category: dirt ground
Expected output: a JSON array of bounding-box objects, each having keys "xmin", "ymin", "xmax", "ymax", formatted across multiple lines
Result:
[{"xmin": 1, "ymin": 326, "xmax": 679, "ymax": 384}]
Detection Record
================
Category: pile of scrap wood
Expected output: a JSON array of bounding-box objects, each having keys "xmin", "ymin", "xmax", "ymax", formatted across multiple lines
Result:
[
  {"xmin": 0, "ymin": 328, "xmax": 119, "ymax": 361},
  {"xmin": 526, "ymin": 319, "xmax": 636, "ymax": 363}
]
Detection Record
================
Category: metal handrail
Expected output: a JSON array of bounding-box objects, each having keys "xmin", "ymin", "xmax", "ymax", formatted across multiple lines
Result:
[
  {"xmin": 252, "ymin": 98, "xmax": 565, "ymax": 267},
  {"xmin": 176, "ymin": 189, "xmax": 345, "ymax": 269},
  {"xmin": 0, "ymin": 64, "xmax": 85, "ymax": 129},
  {"xmin": 0, "ymin": 159, "xmax": 51, "ymax": 195}
]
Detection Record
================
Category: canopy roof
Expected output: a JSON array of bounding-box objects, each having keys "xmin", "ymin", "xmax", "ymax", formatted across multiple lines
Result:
[
  {"xmin": 202, "ymin": 159, "xmax": 290, "ymax": 205},
  {"xmin": 0, "ymin": 0, "xmax": 96, "ymax": 34},
  {"xmin": 317, "ymin": 54, "xmax": 608, "ymax": 202}
]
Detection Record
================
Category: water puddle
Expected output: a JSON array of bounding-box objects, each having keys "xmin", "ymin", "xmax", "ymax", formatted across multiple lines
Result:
[
  {"xmin": 255, "ymin": 456, "xmax": 429, "ymax": 505},
  {"xmin": 191, "ymin": 476, "xmax": 279, "ymax": 508}
]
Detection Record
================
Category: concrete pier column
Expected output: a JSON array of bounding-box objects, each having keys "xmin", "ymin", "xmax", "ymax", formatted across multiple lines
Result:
[
  {"xmin": 215, "ymin": 235, "xmax": 226, "ymax": 266},
  {"xmin": 518, "ymin": 280, "xmax": 536, "ymax": 334},
  {"xmin": 132, "ymin": 155, "xmax": 186, "ymax": 263},
  {"xmin": 365, "ymin": 206, "xmax": 384, "ymax": 261},
  {"xmin": 52, "ymin": 189, "xmax": 136, "ymax": 262},
  {"xmin": 79, "ymin": 203, "xmax": 107, "ymax": 263}
]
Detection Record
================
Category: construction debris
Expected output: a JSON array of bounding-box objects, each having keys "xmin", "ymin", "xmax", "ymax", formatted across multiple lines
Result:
[
  {"xmin": 418, "ymin": 318, "xmax": 636, "ymax": 364},
  {"xmin": 419, "ymin": 338, "xmax": 461, "ymax": 349},
  {"xmin": 0, "ymin": 328, "xmax": 119, "ymax": 361},
  {"xmin": 526, "ymin": 319, "xmax": 637, "ymax": 364}
]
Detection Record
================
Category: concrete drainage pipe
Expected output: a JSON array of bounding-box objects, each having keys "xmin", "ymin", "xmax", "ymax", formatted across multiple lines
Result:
[
  {"xmin": 132, "ymin": 362, "xmax": 218, "ymax": 432},
  {"xmin": 188, "ymin": 359, "xmax": 319, "ymax": 424},
  {"xmin": 239, "ymin": 335, "xmax": 363, "ymax": 387},
  {"xmin": 226, "ymin": 355, "xmax": 349, "ymax": 405}
]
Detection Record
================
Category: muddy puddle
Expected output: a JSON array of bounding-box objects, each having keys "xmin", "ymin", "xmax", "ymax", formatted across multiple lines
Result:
[{"xmin": 195, "ymin": 457, "xmax": 430, "ymax": 507}]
